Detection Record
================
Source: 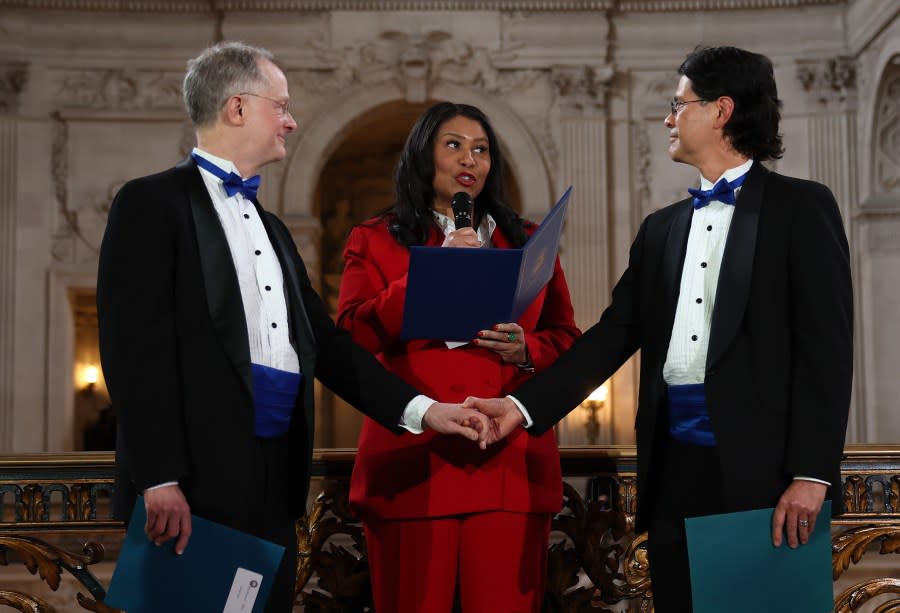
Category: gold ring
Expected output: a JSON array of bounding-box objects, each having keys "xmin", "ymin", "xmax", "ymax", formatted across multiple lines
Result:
[{"xmin": 507, "ymin": 332, "xmax": 517, "ymax": 342}]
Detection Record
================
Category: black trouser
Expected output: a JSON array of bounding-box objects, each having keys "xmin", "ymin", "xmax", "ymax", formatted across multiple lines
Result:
[
  {"xmin": 247, "ymin": 434, "xmax": 298, "ymax": 613},
  {"xmin": 646, "ymin": 438, "xmax": 724, "ymax": 613}
]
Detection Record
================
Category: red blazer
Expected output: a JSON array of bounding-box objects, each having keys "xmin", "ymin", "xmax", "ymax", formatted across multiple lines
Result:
[{"xmin": 337, "ymin": 218, "xmax": 580, "ymax": 520}]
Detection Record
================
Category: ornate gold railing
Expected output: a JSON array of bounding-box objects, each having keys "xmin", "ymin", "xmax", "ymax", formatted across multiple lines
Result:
[{"xmin": 1, "ymin": 446, "xmax": 899, "ymax": 612}]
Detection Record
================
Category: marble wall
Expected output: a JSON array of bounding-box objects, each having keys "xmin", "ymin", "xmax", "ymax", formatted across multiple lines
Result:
[{"xmin": 0, "ymin": 0, "xmax": 897, "ymax": 452}]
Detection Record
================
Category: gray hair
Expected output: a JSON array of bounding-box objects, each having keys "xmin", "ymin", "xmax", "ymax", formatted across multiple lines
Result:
[{"xmin": 183, "ymin": 41, "xmax": 275, "ymax": 127}]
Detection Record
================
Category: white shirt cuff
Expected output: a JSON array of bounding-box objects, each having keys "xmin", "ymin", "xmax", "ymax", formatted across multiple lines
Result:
[
  {"xmin": 508, "ymin": 395, "xmax": 534, "ymax": 429},
  {"xmin": 144, "ymin": 481, "xmax": 178, "ymax": 492},
  {"xmin": 794, "ymin": 476, "xmax": 831, "ymax": 487},
  {"xmin": 399, "ymin": 394, "xmax": 435, "ymax": 434}
]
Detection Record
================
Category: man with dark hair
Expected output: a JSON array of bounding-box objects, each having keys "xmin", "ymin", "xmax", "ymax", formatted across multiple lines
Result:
[
  {"xmin": 466, "ymin": 45, "xmax": 852, "ymax": 612},
  {"xmin": 97, "ymin": 41, "xmax": 488, "ymax": 612}
]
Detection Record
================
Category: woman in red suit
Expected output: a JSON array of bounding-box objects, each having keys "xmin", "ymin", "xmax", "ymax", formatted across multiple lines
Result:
[{"xmin": 337, "ymin": 102, "xmax": 580, "ymax": 613}]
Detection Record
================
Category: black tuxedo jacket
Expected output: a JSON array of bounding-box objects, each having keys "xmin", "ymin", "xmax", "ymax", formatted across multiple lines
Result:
[
  {"xmin": 97, "ymin": 158, "xmax": 419, "ymax": 528},
  {"xmin": 514, "ymin": 162, "xmax": 853, "ymax": 530}
]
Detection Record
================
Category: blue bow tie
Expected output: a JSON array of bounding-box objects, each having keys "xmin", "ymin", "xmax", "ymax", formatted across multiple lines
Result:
[
  {"xmin": 688, "ymin": 173, "xmax": 747, "ymax": 209},
  {"xmin": 191, "ymin": 153, "xmax": 261, "ymax": 201}
]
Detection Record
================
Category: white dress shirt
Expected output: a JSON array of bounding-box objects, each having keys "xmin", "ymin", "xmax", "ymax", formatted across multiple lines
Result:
[
  {"xmin": 193, "ymin": 148, "xmax": 300, "ymax": 374},
  {"xmin": 663, "ymin": 158, "xmax": 753, "ymax": 384}
]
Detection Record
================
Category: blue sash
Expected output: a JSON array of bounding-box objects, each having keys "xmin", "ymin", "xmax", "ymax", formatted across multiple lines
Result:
[
  {"xmin": 251, "ymin": 363, "xmax": 301, "ymax": 438},
  {"xmin": 667, "ymin": 383, "xmax": 716, "ymax": 447}
]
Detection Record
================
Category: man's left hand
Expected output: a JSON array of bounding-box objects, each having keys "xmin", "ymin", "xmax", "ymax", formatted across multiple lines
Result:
[{"xmin": 771, "ymin": 480, "xmax": 827, "ymax": 548}]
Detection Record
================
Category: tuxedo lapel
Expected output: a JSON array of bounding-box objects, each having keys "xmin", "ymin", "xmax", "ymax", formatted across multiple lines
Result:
[
  {"xmin": 656, "ymin": 201, "xmax": 693, "ymax": 347},
  {"xmin": 706, "ymin": 162, "xmax": 767, "ymax": 371},
  {"xmin": 182, "ymin": 158, "xmax": 254, "ymax": 398}
]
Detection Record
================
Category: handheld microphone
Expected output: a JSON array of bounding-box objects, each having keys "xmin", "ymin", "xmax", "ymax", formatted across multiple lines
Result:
[{"xmin": 451, "ymin": 192, "xmax": 474, "ymax": 229}]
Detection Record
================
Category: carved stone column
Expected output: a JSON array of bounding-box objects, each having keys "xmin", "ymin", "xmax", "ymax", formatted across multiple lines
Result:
[
  {"xmin": 552, "ymin": 65, "xmax": 614, "ymax": 331},
  {"xmin": 796, "ymin": 57, "xmax": 859, "ymax": 225},
  {"xmin": 795, "ymin": 56, "xmax": 862, "ymax": 440},
  {"xmin": 851, "ymin": 56, "xmax": 900, "ymax": 443},
  {"xmin": 0, "ymin": 64, "xmax": 26, "ymax": 451}
]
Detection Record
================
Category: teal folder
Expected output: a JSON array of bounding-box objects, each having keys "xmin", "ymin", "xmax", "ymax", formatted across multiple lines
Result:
[
  {"xmin": 401, "ymin": 186, "xmax": 572, "ymax": 341},
  {"xmin": 106, "ymin": 497, "xmax": 285, "ymax": 613},
  {"xmin": 685, "ymin": 501, "xmax": 833, "ymax": 613}
]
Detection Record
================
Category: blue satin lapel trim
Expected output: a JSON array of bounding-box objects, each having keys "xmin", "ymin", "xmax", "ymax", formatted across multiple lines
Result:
[
  {"xmin": 706, "ymin": 163, "xmax": 766, "ymax": 372},
  {"xmin": 184, "ymin": 158, "xmax": 254, "ymax": 400}
]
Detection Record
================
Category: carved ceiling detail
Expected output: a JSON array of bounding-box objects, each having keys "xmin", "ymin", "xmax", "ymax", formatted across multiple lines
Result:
[
  {"xmin": 53, "ymin": 69, "xmax": 183, "ymax": 111},
  {"xmin": 293, "ymin": 31, "xmax": 541, "ymax": 104}
]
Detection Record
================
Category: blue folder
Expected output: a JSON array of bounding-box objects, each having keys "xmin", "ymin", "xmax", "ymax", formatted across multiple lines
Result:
[
  {"xmin": 401, "ymin": 186, "xmax": 572, "ymax": 341},
  {"xmin": 685, "ymin": 501, "xmax": 833, "ymax": 613},
  {"xmin": 106, "ymin": 497, "xmax": 285, "ymax": 613}
]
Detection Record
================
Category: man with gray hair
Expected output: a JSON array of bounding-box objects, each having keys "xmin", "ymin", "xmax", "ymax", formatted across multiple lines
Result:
[{"xmin": 97, "ymin": 41, "xmax": 488, "ymax": 611}]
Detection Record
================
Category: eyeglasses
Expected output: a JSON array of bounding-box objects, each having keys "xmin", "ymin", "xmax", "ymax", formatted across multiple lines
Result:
[
  {"xmin": 670, "ymin": 98, "xmax": 705, "ymax": 115},
  {"xmin": 238, "ymin": 92, "xmax": 291, "ymax": 118}
]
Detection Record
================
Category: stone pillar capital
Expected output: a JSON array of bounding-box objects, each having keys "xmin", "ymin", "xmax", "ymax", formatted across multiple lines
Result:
[
  {"xmin": 796, "ymin": 56, "xmax": 857, "ymax": 111},
  {"xmin": 0, "ymin": 63, "xmax": 29, "ymax": 116},
  {"xmin": 551, "ymin": 64, "xmax": 614, "ymax": 116}
]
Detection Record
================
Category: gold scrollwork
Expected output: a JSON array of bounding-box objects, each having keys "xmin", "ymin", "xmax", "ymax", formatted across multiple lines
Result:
[
  {"xmin": 0, "ymin": 590, "xmax": 55, "ymax": 613},
  {"xmin": 843, "ymin": 475, "xmax": 869, "ymax": 513},
  {"xmin": 0, "ymin": 535, "xmax": 117, "ymax": 613},
  {"xmin": 545, "ymin": 481, "xmax": 651, "ymax": 611},
  {"xmin": 832, "ymin": 525, "xmax": 900, "ymax": 580},
  {"xmin": 833, "ymin": 578, "xmax": 900, "ymax": 613},
  {"xmin": 296, "ymin": 479, "xmax": 370, "ymax": 611}
]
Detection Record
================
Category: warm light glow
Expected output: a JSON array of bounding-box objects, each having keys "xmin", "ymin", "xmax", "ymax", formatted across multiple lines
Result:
[
  {"xmin": 83, "ymin": 365, "xmax": 100, "ymax": 385},
  {"xmin": 587, "ymin": 384, "xmax": 608, "ymax": 403}
]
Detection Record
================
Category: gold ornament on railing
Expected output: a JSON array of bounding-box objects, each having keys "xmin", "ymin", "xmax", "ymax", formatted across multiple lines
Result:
[
  {"xmin": 833, "ymin": 577, "xmax": 900, "ymax": 613},
  {"xmin": 296, "ymin": 479, "xmax": 371, "ymax": 612},
  {"xmin": 0, "ymin": 535, "xmax": 120, "ymax": 613},
  {"xmin": 831, "ymin": 525, "xmax": 900, "ymax": 580},
  {"xmin": 0, "ymin": 589, "xmax": 55, "ymax": 613}
]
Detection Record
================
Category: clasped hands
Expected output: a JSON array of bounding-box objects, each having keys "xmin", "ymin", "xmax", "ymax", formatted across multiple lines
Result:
[{"xmin": 424, "ymin": 396, "xmax": 522, "ymax": 450}]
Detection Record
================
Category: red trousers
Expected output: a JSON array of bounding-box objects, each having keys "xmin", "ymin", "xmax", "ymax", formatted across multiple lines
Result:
[{"xmin": 364, "ymin": 511, "xmax": 550, "ymax": 613}]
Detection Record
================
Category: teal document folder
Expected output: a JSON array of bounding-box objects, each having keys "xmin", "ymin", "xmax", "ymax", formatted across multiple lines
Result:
[
  {"xmin": 401, "ymin": 186, "xmax": 572, "ymax": 341},
  {"xmin": 685, "ymin": 501, "xmax": 833, "ymax": 613},
  {"xmin": 106, "ymin": 497, "xmax": 285, "ymax": 613}
]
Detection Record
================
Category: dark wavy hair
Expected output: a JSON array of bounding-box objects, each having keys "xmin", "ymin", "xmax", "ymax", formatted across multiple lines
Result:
[
  {"xmin": 378, "ymin": 101, "xmax": 528, "ymax": 248},
  {"xmin": 679, "ymin": 46, "xmax": 785, "ymax": 161}
]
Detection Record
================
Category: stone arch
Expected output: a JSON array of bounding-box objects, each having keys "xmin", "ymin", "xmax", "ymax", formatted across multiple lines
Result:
[
  {"xmin": 280, "ymin": 82, "xmax": 554, "ymax": 222},
  {"xmin": 862, "ymin": 40, "xmax": 900, "ymax": 208},
  {"xmin": 870, "ymin": 53, "xmax": 900, "ymax": 202}
]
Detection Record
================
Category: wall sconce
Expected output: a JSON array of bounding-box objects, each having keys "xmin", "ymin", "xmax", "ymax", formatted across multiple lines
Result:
[
  {"xmin": 580, "ymin": 384, "xmax": 608, "ymax": 445},
  {"xmin": 81, "ymin": 365, "xmax": 100, "ymax": 394}
]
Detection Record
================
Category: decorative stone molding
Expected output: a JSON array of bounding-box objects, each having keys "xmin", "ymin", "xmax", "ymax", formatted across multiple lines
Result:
[
  {"xmin": 0, "ymin": 63, "xmax": 28, "ymax": 116},
  {"xmin": 551, "ymin": 64, "xmax": 614, "ymax": 114},
  {"xmin": 295, "ymin": 32, "xmax": 540, "ymax": 105},
  {"xmin": 874, "ymin": 56, "xmax": 900, "ymax": 194},
  {"xmin": 49, "ymin": 113, "xmax": 120, "ymax": 264},
  {"xmin": 53, "ymin": 69, "xmax": 183, "ymax": 112},
  {"xmin": 796, "ymin": 56, "xmax": 858, "ymax": 110},
  {"xmin": 632, "ymin": 122, "xmax": 652, "ymax": 219},
  {"xmin": 0, "ymin": 0, "xmax": 842, "ymax": 11}
]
